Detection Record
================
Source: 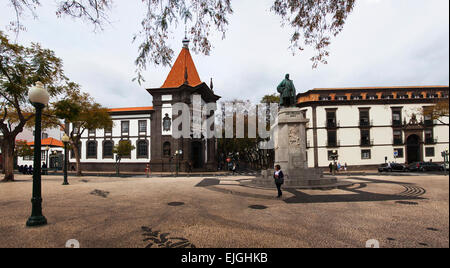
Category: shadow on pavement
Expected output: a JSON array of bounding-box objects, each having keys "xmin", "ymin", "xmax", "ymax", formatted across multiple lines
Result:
[{"xmin": 284, "ymin": 177, "xmax": 427, "ymax": 204}]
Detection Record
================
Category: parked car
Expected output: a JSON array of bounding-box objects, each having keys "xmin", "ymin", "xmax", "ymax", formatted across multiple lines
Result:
[
  {"xmin": 378, "ymin": 163, "xmax": 406, "ymax": 172},
  {"xmin": 423, "ymin": 162, "xmax": 445, "ymax": 172},
  {"xmin": 407, "ymin": 162, "xmax": 445, "ymax": 172}
]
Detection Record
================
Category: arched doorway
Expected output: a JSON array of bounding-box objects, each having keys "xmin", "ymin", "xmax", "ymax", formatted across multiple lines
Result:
[{"xmin": 406, "ymin": 134, "xmax": 421, "ymax": 164}]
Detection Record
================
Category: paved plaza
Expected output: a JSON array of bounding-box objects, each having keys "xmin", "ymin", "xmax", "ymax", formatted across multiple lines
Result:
[{"xmin": 0, "ymin": 173, "xmax": 448, "ymax": 248}]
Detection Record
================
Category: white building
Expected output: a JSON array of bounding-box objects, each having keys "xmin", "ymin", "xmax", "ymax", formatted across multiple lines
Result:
[
  {"xmin": 297, "ymin": 86, "xmax": 449, "ymax": 169},
  {"xmin": 15, "ymin": 127, "xmax": 65, "ymax": 169},
  {"xmin": 68, "ymin": 107, "xmax": 153, "ymax": 172}
]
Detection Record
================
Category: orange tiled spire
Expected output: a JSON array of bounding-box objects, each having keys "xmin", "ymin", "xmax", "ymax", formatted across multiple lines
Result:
[{"xmin": 161, "ymin": 38, "xmax": 202, "ymax": 88}]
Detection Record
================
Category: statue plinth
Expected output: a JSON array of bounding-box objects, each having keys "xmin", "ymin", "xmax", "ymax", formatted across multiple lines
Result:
[{"xmin": 252, "ymin": 107, "xmax": 341, "ymax": 189}]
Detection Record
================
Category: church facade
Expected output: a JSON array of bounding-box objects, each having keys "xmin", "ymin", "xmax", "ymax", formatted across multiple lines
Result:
[{"xmin": 69, "ymin": 38, "xmax": 220, "ymax": 172}]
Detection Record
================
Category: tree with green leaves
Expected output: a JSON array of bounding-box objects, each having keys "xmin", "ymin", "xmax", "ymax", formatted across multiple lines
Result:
[
  {"xmin": 15, "ymin": 140, "xmax": 34, "ymax": 159},
  {"xmin": 4, "ymin": 0, "xmax": 356, "ymax": 82},
  {"xmin": 216, "ymin": 99, "xmax": 267, "ymax": 170},
  {"xmin": 113, "ymin": 140, "xmax": 135, "ymax": 176},
  {"xmin": 53, "ymin": 83, "xmax": 113, "ymax": 176},
  {"xmin": 423, "ymin": 100, "xmax": 449, "ymax": 126},
  {"xmin": 261, "ymin": 94, "xmax": 280, "ymax": 105},
  {"xmin": 0, "ymin": 31, "xmax": 66, "ymax": 181}
]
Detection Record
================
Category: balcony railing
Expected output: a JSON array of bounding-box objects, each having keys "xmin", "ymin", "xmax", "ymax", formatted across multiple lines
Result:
[
  {"xmin": 359, "ymin": 120, "xmax": 373, "ymax": 127},
  {"xmin": 393, "ymin": 138, "xmax": 404, "ymax": 145},
  {"xmin": 325, "ymin": 120, "xmax": 340, "ymax": 128},
  {"xmin": 326, "ymin": 140, "xmax": 340, "ymax": 148},
  {"xmin": 392, "ymin": 120, "xmax": 403, "ymax": 127},
  {"xmin": 425, "ymin": 138, "xmax": 437, "ymax": 144},
  {"xmin": 360, "ymin": 139, "xmax": 374, "ymax": 147}
]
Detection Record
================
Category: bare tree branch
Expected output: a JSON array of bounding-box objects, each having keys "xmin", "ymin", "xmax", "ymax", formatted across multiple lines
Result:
[{"xmin": 5, "ymin": 0, "xmax": 355, "ymax": 82}]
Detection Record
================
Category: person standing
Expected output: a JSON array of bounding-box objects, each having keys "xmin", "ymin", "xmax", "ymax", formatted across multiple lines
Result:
[
  {"xmin": 145, "ymin": 164, "xmax": 151, "ymax": 178},
  {"xmin": 188, "ymin": 161, "xmax": 193, "ymax": 173},
  {"xmin": 42, "ymin": 162, "xmax": 48, "ymax": 175},
  {"xmin": 329, "ymin": 162, "xmax": 333, "ymax": 174},
  {"xmin": 274, "ymin": 165, "xmax": 284, "ymax": 198}
]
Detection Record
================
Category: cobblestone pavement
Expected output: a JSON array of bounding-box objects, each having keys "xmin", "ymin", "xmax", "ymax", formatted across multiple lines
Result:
[{"xmin": 0, "ymin": 174, "xmax": 448, "ymax": 248}]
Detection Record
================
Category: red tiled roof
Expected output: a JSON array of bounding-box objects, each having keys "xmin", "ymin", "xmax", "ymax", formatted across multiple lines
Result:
[
  {"xmin": 108, "ymin": 106, "xmax": 154, "ymax": 113},
  {"xmin": 161, "ymin": 47, "xmax": 202, "ymax": 88},
  {"xmin": 27, "ymin": 138, "xmax": 64, "ymax": 147}
]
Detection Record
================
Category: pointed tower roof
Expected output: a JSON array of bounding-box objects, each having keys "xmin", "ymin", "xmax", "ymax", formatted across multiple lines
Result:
[{"xmin": 161, "ymin": 39, "xmax": 202, "ymax": 88}]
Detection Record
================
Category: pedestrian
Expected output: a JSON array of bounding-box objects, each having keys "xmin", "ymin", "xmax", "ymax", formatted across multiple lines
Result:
[
  {"xmin": 42, "ymin": 162, "xmax": 47, "ymax": 175},
  {"xmin": 28, "ymin": 165, "xmax": 33, "ymax": 175},
  {"xmin": 145, "ymin": 164, "xmax": 150, "ymax": 178},
  {"xmin": 23, "ymin": 165, "xmax": 28, "ymax": 175},
  {"xmin": 232, "ymin": 162, "xmax": 236, "ymax": 175},
  {"xmin": 337, "ymin": 162, "xmax": 341, "ymax": 172},
  {"xmin": 329, "ymin": 162, "xmax": 333, "ymax": 174},
  {"xmin": 274, "ymin": 165, "xmax": 284, "ymax": 198},
  {"xmin": 344, "ymin": 163, "xmax": 348, "ymax": 172},
  {"xmin": 188, "ymin": 161, "xmax": 193, "ymax": 173}
]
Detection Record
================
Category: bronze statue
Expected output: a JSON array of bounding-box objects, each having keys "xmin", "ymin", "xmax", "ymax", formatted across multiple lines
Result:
[{"xmin": 277, "ymin": 74, "xmax": 297, "ymax": 107}]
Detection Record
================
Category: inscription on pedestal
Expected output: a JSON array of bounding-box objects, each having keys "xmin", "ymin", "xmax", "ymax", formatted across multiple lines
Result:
[{"xmin": 288, "ymin": 126, "xmax": 300, "ymax": 147}]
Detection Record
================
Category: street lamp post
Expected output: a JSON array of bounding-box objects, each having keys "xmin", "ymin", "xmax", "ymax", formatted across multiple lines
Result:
[
  {"xmin": 44, "ymin": 146, "xmax": 50, "ymax": 175},
  {"xmin": 175, "ymin": 150, "xmax": 183, "ymax": 177},
  {"xmin": 442, "ymin": 150, "xmax": 449, "ymax": 173},
  {"xmin": 62, "ymin": 133, "xmax": 70, "ymax": 185},
  {"xmin": 45, "ymin": 146, "xmax": 50, "ymax": 166},
  {"xmin": 332, "ymin": 150, "xmax": 338, "ymax": 176},
  {"xmin": 26, "ymin": 81, "xmax": 49, "ymax": 227}
]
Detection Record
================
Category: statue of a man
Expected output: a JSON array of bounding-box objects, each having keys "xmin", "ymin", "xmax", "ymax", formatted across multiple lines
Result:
[{"xmin": 277, "ymin": 74, "xmax": 296, "ymax": 107}]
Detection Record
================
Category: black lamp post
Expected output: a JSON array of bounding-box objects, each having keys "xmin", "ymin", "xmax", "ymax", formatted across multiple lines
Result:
[
  {"xmin": 62, "ymin": 133, "xmax": 70, "ymax": 185},
  {"xmin": 26, "ymin": 81, "xmax": 49, "ymax": 227},
  {"xmin": 175, "ymin": 150, "xmax": 183, "ymax": 177},
  {"xmin": 442, "ymin": 150, "xmax": 449, "ymax": 172},
  {"xmin": 331, "ymin": 150, "xmax": 338, "ymax": 176},
  {"xmin": 45, "ymin": 146, "xmax": 50, "ymax": 168}
]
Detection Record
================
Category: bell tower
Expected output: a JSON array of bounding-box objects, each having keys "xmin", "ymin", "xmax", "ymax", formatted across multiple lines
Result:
[{"xmin": 147, "ymin": 38, "xmax": 221, "ymax": 172}]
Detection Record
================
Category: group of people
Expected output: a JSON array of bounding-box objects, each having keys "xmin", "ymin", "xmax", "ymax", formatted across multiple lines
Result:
[
  {"xmin": 218, "ymin": 157, "xmax": 238, "ymax": 174},
  {"xmin": 18, "ymin": 164, "xmax": 33, "ymax": 175},
  {"xmin": 328, "ymin": 162, "xmax": 348, "ymax": 173},
  {"xmin": 18, "ymin": 162, "xmax": 49, "ymax": 175}
]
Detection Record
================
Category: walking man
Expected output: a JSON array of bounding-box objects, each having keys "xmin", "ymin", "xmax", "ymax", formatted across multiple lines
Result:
[{"xmin": 274, "ymin": 165, "xmax": 284, "ymax": 198}]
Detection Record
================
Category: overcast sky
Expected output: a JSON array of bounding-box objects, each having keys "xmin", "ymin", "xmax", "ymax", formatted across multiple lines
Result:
[{"xmin": 1, "ymin": 0, "xmax": 449, "ymax": 108}]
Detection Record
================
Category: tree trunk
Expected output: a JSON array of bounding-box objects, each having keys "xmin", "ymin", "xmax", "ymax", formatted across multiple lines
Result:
[
  {"xmin": 72, "ymin": 142, "xmax": 83, "ymax": 177},
  {"xmin": 116, "ymin": 159, "xmax": 120, "ymax": 176},
  {"xmin": 2, "ymin": 138, "xmax": 15, "ymax": 182},
  {"xmin": 1, "ymin": 142, "xmax": 5, "ymax": 174}
]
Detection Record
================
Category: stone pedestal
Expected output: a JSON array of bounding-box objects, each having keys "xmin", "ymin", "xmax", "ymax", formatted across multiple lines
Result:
[{"xmin": 252, "ymin": 108, "xmax": 338, "ymax": 188}]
